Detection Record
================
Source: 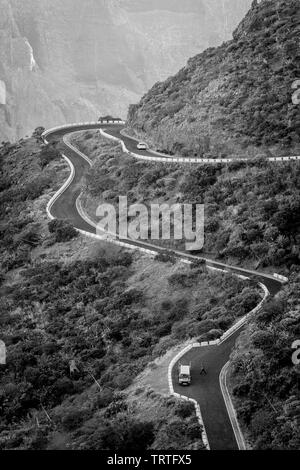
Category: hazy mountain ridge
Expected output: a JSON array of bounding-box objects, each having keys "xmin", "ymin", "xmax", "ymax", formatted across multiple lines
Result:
[
  {"xmin": 127, "ymin": 0, "xmax": 300, "ymax": 158},
  {"xmin": 0, "ymin": 0, "xmax": 251, "ymax": 141}
]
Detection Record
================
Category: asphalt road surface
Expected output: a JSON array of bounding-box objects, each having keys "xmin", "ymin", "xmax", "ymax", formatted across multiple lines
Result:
[
  {"xmin": 173, "ymin": 332, "xmax": 245, "ymax": 450},
  {"xmin": 45, "ymin": 122, "xmax": 283, "ymax": 450}
]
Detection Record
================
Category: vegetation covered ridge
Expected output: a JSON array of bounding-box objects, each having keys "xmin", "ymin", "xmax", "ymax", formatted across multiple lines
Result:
[
  {"xmin": 0, "ymin": 131, "xmax": 261, "ymax": 450},
  {"xmin": 128, "ymin": 0, "xmax": 300, "ymax": 160}
]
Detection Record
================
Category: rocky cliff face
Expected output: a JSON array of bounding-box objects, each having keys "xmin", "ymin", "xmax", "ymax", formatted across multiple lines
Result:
[{"xmin": 0, "ymin": 0, "xmax": 251, "ymax": 141}]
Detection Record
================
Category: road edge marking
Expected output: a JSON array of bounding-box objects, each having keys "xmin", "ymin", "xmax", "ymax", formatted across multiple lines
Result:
[
  {"xmin": 219, "ymin": 362, "xmax": 247, "ymax": 450},
  {"xmin": 167, "ymin": 343, "xmax": 210, "ymax": 450},
  {"xmin": 46, "ymin": 154, "xmax": 75, "ymax": 220},
  {"xmin": 167, "ymin": 281, "xmax": 269, "ymax": 450}
]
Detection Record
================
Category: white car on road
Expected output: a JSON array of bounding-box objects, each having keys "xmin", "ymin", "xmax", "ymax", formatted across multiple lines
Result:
[{"xmin": 137, "ymin": 142, "xmax": 148, "ymax": 150}]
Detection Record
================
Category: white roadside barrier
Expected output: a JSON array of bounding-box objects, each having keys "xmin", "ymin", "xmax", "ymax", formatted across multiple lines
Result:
[
  {"xmin": 100, "ymin": 127, "xmax": 300, "ymax": 164},
  {"xmin": 43, "ymin": 121, "xmax": 300, "ymax": 164},
  {"xmin": 46, "ymin": 154, "xmax": 75, "ymax": 220},
  {"xmin": 219, "ymin": 362, "xmax": 247, "ymax": 450},
  {"xmin": 42, "ymin": 120, "xmax": 125, "ymax": 142},
  {"xmin": 76, "ymin": 195, "xmax": 159, "ymax": 257},
  {"xmin": 168, "ymin": 342, "xmax": 210, "ymax": 450},
  {"xmin": 167, "ymin": 280, "xmax": 269, "ymax": 450},
  {"xmin": 44, "ymin": 132, "xmax": 160, "ymax": 258},
  {"xmin": 273, "ymin": 273, "xmax": 289, "ymax": 283},
  {"xmin": 63, "ymin": 134, "xmax": 93, "ymax": 165}
]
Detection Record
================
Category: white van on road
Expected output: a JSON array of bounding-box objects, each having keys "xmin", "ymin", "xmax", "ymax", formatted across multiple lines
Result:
[{"xmin": 178, "ymin": 364, "xmax": 191, "ymax": 386}]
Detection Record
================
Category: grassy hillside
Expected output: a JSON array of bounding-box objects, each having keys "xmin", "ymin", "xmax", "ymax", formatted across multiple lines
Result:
[{"xmin": 127, "ymin": 0, "xmax": 300, "ymax": 159}]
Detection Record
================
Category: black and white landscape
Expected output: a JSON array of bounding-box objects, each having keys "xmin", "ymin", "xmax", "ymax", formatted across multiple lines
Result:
[
  {"xmin": 0, "ymin": 0, "xmax": 252, "ymax": 141},
  {"xmin": 0, "ymin": 0, "xmax": 299, "ymax": 455}
]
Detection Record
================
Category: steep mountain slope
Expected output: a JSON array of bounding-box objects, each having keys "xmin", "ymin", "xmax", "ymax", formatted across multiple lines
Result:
[
  {"xmin": 230, "ymin": 273, "xmax": 300, "ymax": 449},
  {"xmin": 0, "ymin": 132, "xmax": 262, "ymax": 450},
  {"xmin": 0, "ymin": 0, "xmax": 251, "ymax": 141},
  {"xmin": 128, "ymin": 0, "xmax": 300, "ymax": 158}
]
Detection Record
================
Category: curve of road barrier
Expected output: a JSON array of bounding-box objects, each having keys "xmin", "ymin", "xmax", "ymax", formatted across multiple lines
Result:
[
  {"xmin": 100, "ymin": 128, "xmax": 300, "ymax": 164},
  {"xmin": 63, "ymin": 134, "xmax": 93, "ymax": 165},
  {"xmin": 119, "ymin": 128, "xmax": 178, "ymax": 159},
  {"xmin": 42, "ymin": 120, "xmax": 125, "ymax": 142},
  {"xmin": 273, "ymin": 273, "xmax": 289, "ymax": 283},
  {"xmin": 46, "ymin": 154, "xmax": 75, "ymax": 221},
  {"xmin": 42, "ymin": 121, "xmax": 289, "ymax": 451},
  {"xmin": 43, "ymin": 126, "xmax": 166, "ymax": 258},
  {"xmin": 76, "ymin": 194, "xmax": 160, "ymax": 258},
  {"xmin": 167, "ymin": 341, "xmax": 211, "ymax": 449},
  {"xmin": 167, "ymin": 281, "xmax": 269, "ymax": 450}
]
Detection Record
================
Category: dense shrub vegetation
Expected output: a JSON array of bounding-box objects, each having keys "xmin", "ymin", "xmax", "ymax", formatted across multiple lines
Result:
[
  {"xmin": 79, "ymin": 134, "xmax": 300, "ymax": 271},
  {"xmin": 0, "ymin": 136, "xmax": 261, "ymax": 449},
  {"xmin": 0, "ymin": 134, "xmax": 76, "ymax": 272},
  {"xmin": 1, "ymin": 0, "xmax": 299, "ymax": 450},
  {"xmin": 48, "ymin": 219, "xmax": 79, "ymax": 243},
  {"xmin": 0, "ymin": 242, "xmax": 259, "ymax": 449},
  {"xmin": 39, "ymin": 144, "xmax": 61, "ymax": 169},
  {"xmin": 230, "ymin": 272, "xmax": 300, "ymax": 449},
  {"xmin": 123, "ymin": 0, "xmax": 300, "ymax": 440},
  {"xmin": 128, "ymin": 0, "xmax": 300, "ymax": 158}
]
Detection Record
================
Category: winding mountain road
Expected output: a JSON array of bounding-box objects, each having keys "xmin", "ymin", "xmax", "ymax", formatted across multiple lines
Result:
[{"xmin": 43, "ymin": 121, "xmax": 284, "ymax": 450}]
